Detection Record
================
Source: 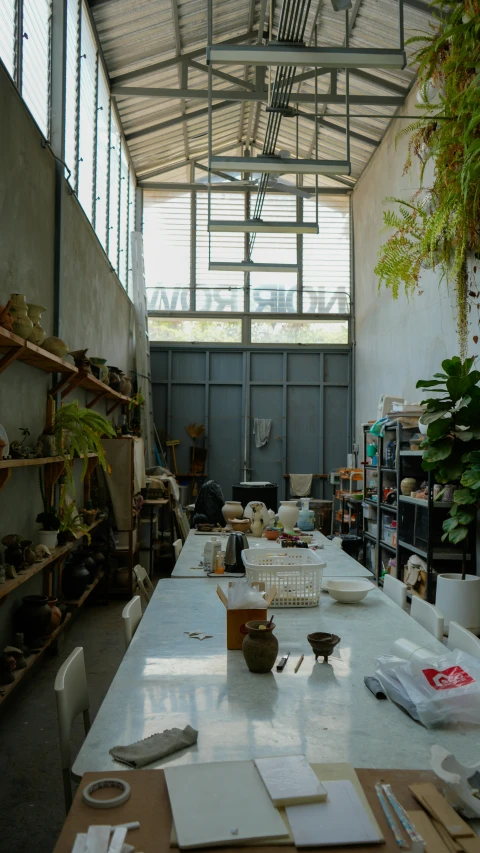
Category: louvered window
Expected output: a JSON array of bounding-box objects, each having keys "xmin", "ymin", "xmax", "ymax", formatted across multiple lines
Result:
[
  {"xmin": 127, "ymin": 169, "xmax": 136, "ymax": 295},
  {"xmin": 65, "ymin": 0, "xmax": 80, "ymax": 189},
  {"xmin": 144, "ymin": 193, "xmax": 191, "ymax": 312},
  {"xmin": 94, "ymin": 64, "xmax": 109, "ymax": 249},
  {"xmin": 108, "ymin": 110, "xmax": 121, "ymax": 271},
  {"xmin": 77, "ymin": 3, "xmax": 96, "ymax": 222},
  {"xmin": 249, "ymin": 193, "xmax": 298, "ymax": 313},
  {"xmin": 302, "ymin": 197, "xmax": 350, "ymax": 314},
  {"xmin": 0, "ymin": 0, "xmax": 16, "ymax": 79},
  {"xmin": 196, "ymin": 193, "xmax": 244, "ymax": 312},
  {"xmin": 118, "ymin": 144, "xmax": 130, "ymax": 288},
  {"xmin": 22, "ymin": 0, "xmax": 52, "ymax": 138}
]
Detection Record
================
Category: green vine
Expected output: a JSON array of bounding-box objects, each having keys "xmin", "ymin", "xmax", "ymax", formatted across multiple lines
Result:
[{"xmin": 375, "ymin": 0, "xmax": 480, "ymax": 357}]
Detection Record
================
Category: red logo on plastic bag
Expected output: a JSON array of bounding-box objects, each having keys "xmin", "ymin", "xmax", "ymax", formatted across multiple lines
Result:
[{"xmin": 422, "ymin": 666, "xmax": 475, "ymax": 690}]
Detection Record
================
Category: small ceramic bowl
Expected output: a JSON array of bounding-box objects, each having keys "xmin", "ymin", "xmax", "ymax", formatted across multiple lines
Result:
[
  {"xmin": 325, "ymin": 579, "xmax": 375, "ymax": 603},
  {"xmin": 307, "ymin": 632, "xmax": 341, "ymax": 662},
  {"xmin": 264, "ymin": 528, "xmax": 281, "ymax": 540},
  {"xmin": 231, "ymin": 518, "xmax": 251, "ymax": 533}
]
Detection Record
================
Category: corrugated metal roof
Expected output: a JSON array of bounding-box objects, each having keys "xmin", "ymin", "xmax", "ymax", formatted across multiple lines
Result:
[{"xmin": 90, "ymin": 0, "xmax": 435, "ymax": 187}]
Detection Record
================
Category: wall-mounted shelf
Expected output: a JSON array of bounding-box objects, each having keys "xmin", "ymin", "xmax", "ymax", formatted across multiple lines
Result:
[
  {"xmin": 399, "ymin": 495, "xmax": 453, "ymax": 509},
  {"xmin": 0, "ymin": 326, "xmax": 78, "ymax": 376},
  {"xmin": 400, "ymin": 450, "xmax": 423, "ymax": 457},
  {"xmin": 380, "ymin": 503, "xmax": 397, "ymax": 513},
  {"xmin": 0, "ymin": 452, "xmax": 98, "ymax": 495},
  {"xmin": 0, "ymin": 544, "xmax": 72, "ymax": 601}
]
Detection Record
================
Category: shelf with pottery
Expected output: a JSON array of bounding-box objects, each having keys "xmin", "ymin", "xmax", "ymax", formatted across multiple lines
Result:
[
  {"xmin": 0, "ymin": 517, "xmax": 104, "ymax": 602},
  {"xmin": 0, "ymin": 612, "xmax": 73, "ymax": 707},
  {"xmin": 0, "ymin": 453, "xmax": 99, "ymax": 494},
  {"xmin": 55, "ymin": 370, "xmax": 132, "ymax": 412},
  {"xmin": 63, "ymin": 572, "xmax": 104, "ymax": 608},
  {"xmin": 0, "ymin": 325, "xmax": 78, "ymax": 377}
]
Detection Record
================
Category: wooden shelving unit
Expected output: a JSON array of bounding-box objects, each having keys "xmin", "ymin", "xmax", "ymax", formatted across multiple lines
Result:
[
  {"xmin": 63, "ymin": 573, "xmax": 104, "ymax": 608},
  {"xmin": 0, "ymin": 614, "xmax": 73, "ymax": 705}
]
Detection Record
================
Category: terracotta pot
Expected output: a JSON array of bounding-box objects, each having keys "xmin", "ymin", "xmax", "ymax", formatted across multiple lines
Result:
[
  {"xmin": 242, "ymin": 620, "xmax": 278, "ymax": 673},
  {"xmin": 0, "ymin": 438, "xmax": 6, "ymax": 460},
  {"xmin": 222, "ymin": 501, "xmax": 244, "ymax": 523},
  {"xmin": 231, "ymin": 518, "xmax": 251, "ymax": 533},
  {"xmin": 27, "ymin": 304, "xmax": 47, "ymax": 345},
  {"xmin": 47, "ymin": 598, "xmax": 62, "ymax": 632},
  {"xmin": 14, "ymin": 595, "xmax": 52, "ymax": 645},
  {"xmin": 264, "ymin": 528, "xmax": 281, "ymax": 540}
]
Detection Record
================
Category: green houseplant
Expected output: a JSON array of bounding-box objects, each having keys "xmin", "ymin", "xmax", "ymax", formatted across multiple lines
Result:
[
  {"xmin": 57, "ymin": 501, "xmax": 91, "ymax": 546},
  {"xmin": 376, "ymin": 0, "xmax": 480, "ymax": 357},
  {"xmin": 417, "ymin": 355, "xmax": 480, "ymax": 629}
]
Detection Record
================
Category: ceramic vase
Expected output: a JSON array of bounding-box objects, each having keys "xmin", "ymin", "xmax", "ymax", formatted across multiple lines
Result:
[
  {"xmin": 47, "ymin": 598, "xmax": 62, "ymax": 632},
  {"xmin": 14, "ymin": 595, "xmax": 52, "ymax": 645},
  {"xmin": 278, "ymin": 500, "xmax": 299, "ymax": 531},
  {"xmin": 62, "ymin": 554, "xmax": 90, "ymax": 599},
  {"xmin": 26, "ymin": 304, "xmax": 47, "ymax": 345},
  {"xmin": 222, "ymin": 501, "xmax": 244, "ymax": 524},
  {"xmin": 123, "ymin": 375, "xmax": 132, "ymax": 397},
  {"xmin": 42, "ymin": 337, "xmax": 69, "ymax": 358},
  {"xmin": 10, "ymin": 293, "xmax": 34, "ymax": 339},
  {"xmin": 400, "ymin": 477, "xmax": 417, "ymax": 496},
  {"xmin": 242, "ymin": 621, "xmax": 278, "ymax": 673},
  {"xmin": 436, "ymin": 574, "xmax": 480, "ymax": 633},
  {"xmin": 108, "ymin": 367, "xmax": 121, "ymax": 391},
  {"xmin": 250, "ymin": 507, "xmax": 265, "ymax": 537}
]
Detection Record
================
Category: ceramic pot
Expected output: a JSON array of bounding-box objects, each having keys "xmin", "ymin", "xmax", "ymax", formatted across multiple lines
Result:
[
  {"xmin": 242, "ymin": 620, "xmax": 278, "ymax": 673},
  {"xmin": 10, "ymin": 293, "xmax": 34, "ymax": 339},
  {"xmin": 222, "ymin": 501, "xmax": 244, "ymax": 524},
  {"xmin": 3, "ymin": 541, "xmax": 24, "ymax": 570},
  {"xmin": 278, "ymin": 500, "xmax": 299, "ymax": 532},
  {"xmin": 63, "ymin": 554, "xmax": 90, "ymax": 600},
  {"xmin": 26, "ymin": 304, "xmax": 47, "ymax": 345},
  {"xmin": 117, "ymin": 371, "xmax": 128, "ymax": 394},
  {"xmin": 22, "ymin": 540, "xmax": 36, "ymax": 566},
  {"xmin": 264, "ymin": 528, "xmax": 281, "ymax": 541},
  {"xmin": 14, "ymin": 595, "xmax": 52, "ymax": 645},
  {"xmin": 400, "ymin": 477, "xmax": 417, "ymax": 496},
  {"xmin": 435, "ymin": 573, "xmax": 480, "ymax": 633},
  {"xmin": 90, "ymin": 358, "xmax": 109, "ymax": 383},
  {"xmin": 115, "ymin": 567, "xmax": 131, "ymax": 588},
  {"xmin": 108, "ymin": 367, "xmax": 121, "ymax": 391},
  {"xmin": 42, "ymin": 337, "xmax": 69, "ymax": 359},
  {"xmin": 47, "ymin": 598, "xmax": 62, "ymax": 632},
  {"xmin": 37, "ymin": 433, "xmax": 57, "ymax": 457},
  {"xmin": 250, "ymin": 507, "xmax": 265, "ymax": 538},
  {"xmin": 123, "ymin": 376, "xmax": 132, "ymax": 397},
  {"xmin": 37, "ymin": 529, "xmax": 58, "ymax": 549},
  {"xmin": 297, "ymin": 509, "xmax": 315, "ymax": 531}
]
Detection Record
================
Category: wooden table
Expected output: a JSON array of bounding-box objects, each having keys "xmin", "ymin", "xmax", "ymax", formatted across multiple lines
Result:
[
  {"xmin": 72, "ymin": 578, "xmax": 479, "ymax": 777},
  {"xmin": 171, "ymin": 529, "xmax": 373, "ymax": 579},
  {"xmin": 54, "ymin": 768, "xmax": 438, "ymax": 853}
]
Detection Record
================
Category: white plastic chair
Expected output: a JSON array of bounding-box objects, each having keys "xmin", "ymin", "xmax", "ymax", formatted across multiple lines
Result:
[
  {"xmin": 122, "ymin": 595, "xmax": 143, "ymax": 649},
  {"xmin": 173, "ymin": 538, "xmax": 183, "ymax": 563},
  {"xmin": 133, "ymin": 563, "xmax": 154, "ymax": 603},
  {"xmin": 383, "ymin": 574, "xmax": 408, "ymax": 610},
  {"xmin": 54, "ymin": 647, "xmax": 90, "ymax": 811},
  {"xmin": 411, "ymin": 596, "xmax": 444, "ymax": 642},
  {"xmin": 447, "ymin": 622, "xmax": 480, "ymax": 658}
]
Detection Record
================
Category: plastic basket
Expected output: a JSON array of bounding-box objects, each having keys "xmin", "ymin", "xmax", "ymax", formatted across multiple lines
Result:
[{"xmin": 241, "ymin": 548, "xmax": 325, "ymax": 607}]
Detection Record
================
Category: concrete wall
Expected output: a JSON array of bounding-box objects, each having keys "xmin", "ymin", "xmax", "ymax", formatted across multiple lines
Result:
[
  {"xmin": 353, "ymin": 84, "xmax": 477, "ymax": 440},
  {"xmin": 0, "ymin": 65, "xmax": 134, "ymax": 646}
]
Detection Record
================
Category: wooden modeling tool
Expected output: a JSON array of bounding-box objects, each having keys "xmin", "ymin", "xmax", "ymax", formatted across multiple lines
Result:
[{"xmin": 294, "ymin": 655, "xmax": 304, "ymax": 673}]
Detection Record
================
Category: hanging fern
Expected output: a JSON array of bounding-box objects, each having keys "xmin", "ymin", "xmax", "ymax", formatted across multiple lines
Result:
[{"xmin": 376, "ymin": 0, "xmax": 480, "ymax": 357}]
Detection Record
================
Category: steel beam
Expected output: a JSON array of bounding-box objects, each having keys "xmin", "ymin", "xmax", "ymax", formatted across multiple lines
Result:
[
  {"xmin": 209, "ymin": 261, "xmax": 299, "ymax": 272},
  {"xmin": 188, "ymin": 58, "xmax": 256, "ymax": 91},
  {"xmin": 207, "ymin": 45, "xmax": 407, "ymax": 69},
  {"xmin": 210, "ymin": 156, "xmax": 352, "ymax": 175},
  {"xmin": 139, "ymin": 182, "xmax": 351, "ymax": 193},
  {"xmin": 113, "ymin": 87, "xmax": 405, "ymax": 106},
  {"xmin": 297, "ymin": 111, "xmax": 379, "ymax": 148},
  {"xmin": 208, "ymin": 220, "xmax": 319, "ymax": 233},
  {"xmin": 125, "ymin": 101, "xmax": 234, "ymax": 141}
]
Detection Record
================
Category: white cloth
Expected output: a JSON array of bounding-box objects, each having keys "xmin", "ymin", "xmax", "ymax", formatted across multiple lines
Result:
[
  {"xmin": 253, "ymin": 418, "xmax": 272, "ymax": 448},
  {"xmin": 133, "ymin": 437, "xmax": 146, "ymax": 494},
  {"xmin": 289, "ymin": 473, "xmax": 313, "ymax": 496}
]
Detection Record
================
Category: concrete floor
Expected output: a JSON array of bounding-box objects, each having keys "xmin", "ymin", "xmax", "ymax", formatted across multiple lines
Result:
[{"xmin": 0, "ymin": 597, "xmax": 127, "ymax": 853}]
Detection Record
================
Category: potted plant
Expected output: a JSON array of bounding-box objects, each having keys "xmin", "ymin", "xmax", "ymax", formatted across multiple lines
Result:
[
  {"xmin": 57, "ymin": 502, "xmax": 91, "ymax": 546},
  {"xmin": 128, "ymin": 390, "xmax": 145, "ymax": 435},
  {"xmin": 417, "ymin": 355, "xmax": 480, "ymax": 631}
]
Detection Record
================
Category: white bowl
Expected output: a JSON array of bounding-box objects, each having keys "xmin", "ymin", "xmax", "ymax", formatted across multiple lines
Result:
[{"xmin": 325, "ymin": 579, "xmax": 375, "ymax": 603}]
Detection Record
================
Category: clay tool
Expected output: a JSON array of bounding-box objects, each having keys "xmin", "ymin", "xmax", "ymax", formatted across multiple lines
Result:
[
  {"xmin": 294, "ymin": 655, "xmax": 304, "ymax": 673},
  {"xmin": 276, "ymin": 652, "xmax": 290, "ymax": 672},
  {"xmin": 375, "ymin": 783, "xmax": 408, "ymax": 849},
  {"xmin": 267, "ymin": 614, "xmax": 274, "ymax": 628}
]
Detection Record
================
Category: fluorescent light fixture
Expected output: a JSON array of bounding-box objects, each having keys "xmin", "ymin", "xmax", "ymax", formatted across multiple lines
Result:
[
  {"xmin": 209, "ymin": 261, "xmax": 299, "ymax": 272},
  {"xmin": 208, "ymin": 220, "xmax": 319, "ymax": 234},
  {"xmin": 210, "ymin": 156, "xmax": 351, "ymax": 175},
  {"xmin": 207, "ymin": 46, "xmax": 406, "ymax": 70}
]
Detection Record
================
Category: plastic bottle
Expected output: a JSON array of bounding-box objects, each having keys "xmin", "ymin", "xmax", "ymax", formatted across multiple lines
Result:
[{"xmin": 203, "ymin": 537, "xmax": 221, "ymax": 571}]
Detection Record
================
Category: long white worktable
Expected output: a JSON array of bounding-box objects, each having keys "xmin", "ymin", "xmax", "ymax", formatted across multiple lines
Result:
[
  {"xmin": 171, "ymin": 529, "xmax": 373, "ymax": 579},
  {"xmin": 73, "ymin": 578, "xmax": 478, "ymax": 777}
]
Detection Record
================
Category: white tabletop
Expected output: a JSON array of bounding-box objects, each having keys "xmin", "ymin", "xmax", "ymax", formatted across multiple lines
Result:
[
  {"xmin": 171, "ymin": 529, "xmax": 373, "ymax": 579},
  {"xmin": 73, "ymin": 578, "xmax": 478, "ymax": 776}
]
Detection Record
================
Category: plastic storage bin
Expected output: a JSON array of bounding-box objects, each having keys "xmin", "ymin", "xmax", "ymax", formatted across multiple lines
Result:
[{"xmin": 241, "ymin": 548, "xmax": 325, "ymax": 607}]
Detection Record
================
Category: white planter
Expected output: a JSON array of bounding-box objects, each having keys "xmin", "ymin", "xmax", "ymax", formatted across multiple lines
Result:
[
  {"xmin": 37, "ymin": 529, "xmax": 58, "ymax": 549},
  {"xmin": 435, "ymin": 573, "xmax": 480, "ymax": 633},
  {"xmin": 222, "ymin": 501, "xmax": 244, "ymax": 523},
  {"xmin": 278, "ymin": 500, "xmax": 299, "ymax": 532}
]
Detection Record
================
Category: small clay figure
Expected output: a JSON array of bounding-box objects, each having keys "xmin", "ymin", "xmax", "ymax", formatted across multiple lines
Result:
[{"xmin": 4, "ymin": 645, "xmax": 26, "ymax": 669}]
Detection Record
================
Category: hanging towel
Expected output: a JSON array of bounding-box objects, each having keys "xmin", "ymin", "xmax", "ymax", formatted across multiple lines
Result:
[
  {"xmin": 289, "ymin": 473, "xmax": 313, "ymax": 497},
  {"xmin": 253, "ymin": 418, "xmax": 272, "ymax": 448}
]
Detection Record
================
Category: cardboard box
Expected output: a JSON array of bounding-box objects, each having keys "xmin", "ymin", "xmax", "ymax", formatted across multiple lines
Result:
[{"xmin": 217, "ymin": 582, "xmax": 277, "ymax": 650}]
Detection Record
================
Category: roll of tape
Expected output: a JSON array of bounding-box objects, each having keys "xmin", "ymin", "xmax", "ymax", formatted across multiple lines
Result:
[{"xmin": 82, "ymin": 778, "xmax": 131, "ymax": 809}]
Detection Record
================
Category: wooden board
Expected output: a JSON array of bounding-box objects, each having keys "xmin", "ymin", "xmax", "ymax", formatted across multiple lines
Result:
[
  {"xmin": 406, "ymin": 810, "xmax": 452, "ymax": 853},
  {"xmin": 52, "ymin": 768, "xmax": 437, "ymax": 853}
]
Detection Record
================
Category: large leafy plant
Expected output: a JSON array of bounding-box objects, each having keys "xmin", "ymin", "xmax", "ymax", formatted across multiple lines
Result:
[
  {"xmin": 50, "ymin": 401, "xmax": 115, "ymax": 497},
  {"xmin": 376, "ymin": 0, "xmax": 480, "ymax": 357},
  {"xmin": 417, "ymin": 357, "xmax": 480, "ymax": 575}
]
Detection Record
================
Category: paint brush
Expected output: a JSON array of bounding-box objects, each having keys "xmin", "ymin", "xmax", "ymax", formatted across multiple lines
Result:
[{"xmin": 267, "ymin": 614, "xmax": 274, "ymax": 628}]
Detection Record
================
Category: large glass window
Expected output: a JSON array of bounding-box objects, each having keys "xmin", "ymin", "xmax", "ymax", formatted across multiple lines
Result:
[
  {"xmin": 0, "ymin": 0, "xmax": 16, "ymax": 79},
  {"xmin": 149, "ymin": 318, "xmax": 242, "ymax": 343},
  {"xmin": 127, "ymin": 169, "xmax": 136, "ymax": 294},
  {"xmin": 118, "ymin": 145, "xmax": 130, "ymax": 287},
  {"xmin": 77, "ymin": 8, "xmax": 97, "ymax": 222},
  {"xmin": 94, "ymin": 65, "xmax": 109, "ymax": 248},
  {"xmin": 108, "ymin": 111, "xmax": 121, "ymax": 271},
  {"xmin": 144, "ymin": 193, "xmax": 191, "ymax": 311},
  {"xmin": 249, "ymin": 193, "xmax": 298, "ymax": 314},
  {"xmin": 22, "ymin": 0, "xmax": 52, "ymax": 137},
  {"xmin": 303, "ymin": 197, "xmax": 350, "ymax": 314},
  {"xmin": 65, "ymin": 0, "xmax": 80, "ymax": 189},
  {"xmin": 196, "ymin": 193, "xmax": 244, "ymax": 312}
]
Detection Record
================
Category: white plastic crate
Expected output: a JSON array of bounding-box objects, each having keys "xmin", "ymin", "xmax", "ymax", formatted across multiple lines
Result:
[{"xmin": 242, "ymin": 548, "xmax": 325, "ymax": 607}]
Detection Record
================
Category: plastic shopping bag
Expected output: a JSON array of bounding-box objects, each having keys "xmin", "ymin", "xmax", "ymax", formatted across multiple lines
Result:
[{"xmin": 375, "ymin": 650, "xmax": 480, "ymax": 728}]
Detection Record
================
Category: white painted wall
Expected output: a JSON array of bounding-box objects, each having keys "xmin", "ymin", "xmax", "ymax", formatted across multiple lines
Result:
[{"xmin": 353, "ymin": 85, "xmax": 478, "ymax": 441}]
